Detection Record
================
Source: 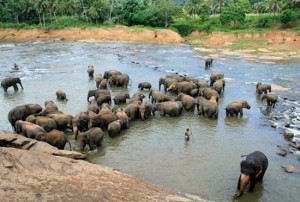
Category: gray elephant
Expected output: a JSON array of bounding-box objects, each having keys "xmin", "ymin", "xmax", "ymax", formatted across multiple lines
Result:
[
  {"xmin": 212, "ymin": 79, "xmax": 225, "ymax": 94},
  {"xmin": 39, "ymin": 100, "xmax": 62, "ymax": 116},
  {"xmin": 196, "ymin": 80, "xmax": 209, "ymax": 89},
  {"xmin": 175, "ymin": 93, "xmax": 196, "ymax": 112},
  {"xmin": 1, "ymin": 77, "xmax": 24, "ymax": 92},
  {"xmin": 125, "ymin": 101, "xmax": 143, "ymax": 120},
  {"xmin": 108, "ymin": 73, "xmax": 130, "ymax": 88},
  {"xmin": 87, "ymin": 99, "xmax": 100, "ymax": 113},
  {"xmin": 108, "ymin": 120, "xmax": 122, "ymax": 138},
  {"xmin": 77, "ymin": 127, "xmax": 104, "ymax": 152},
  {"xmin": 138, "ymin": 82, "xmax": 152, "ymax": 90},
  {"xmin": 205, "ymin": 58, "xmax": 213, "ymax": 68},
  {"xmin": 262, "ymin": 93, "xmax": 278, "ymax": 108},
  {"xmin": 113, "ymin": 93, "xmax": 130, "ymax": 105},
  {"xmin": 209, "ymin": 72, "xmax": 224, "ymax": 87},
  {"xmin": 149, "ymin": 88, "xmax": 171, "ymax": 103},
  {"xmin": 47, "ymin": 113, "xmax": 74, "ymax": 131},
  {"xmin": 88, "ymin": 111, "xmax": 118, "ymax": 129},
  {"xmin": 225, "ymin": 100, "xmax": 251, "ymax": 117},
  {"xmin": 103, "ymin": 70, "xmax": 122, "ymax": 79},
  {"xmin": 152, "ymin": 101, "xmax": 183, "ymax": 117},
  {"xmin": 72, "ymin": 111, "xmax": 89, "ymax": 139},
  {"xmin": 95, "ymin": 74, "xmax": 103, "ymax": 88},
  {"xmin": 36, "ymin": 129, "xmax": 72, "ymax": 150},
  {"xmin": 199, "ymin": 87, "xmax": 219, "ymax": 102},
  {"xmin": 15, "ymin": 120, "xmax": 47, "ymax": 139},
  {"xmin": 190, "ymin": 89, "xmax": 199, "ymax": 97},
  {"xmin": 99, "ymin": 103, "xmax": 111, "ymax": 113},
  {"xmin": 96, "ymin": 94, "xmax": 111, "ymax": 106},
  {"xmin": 158, "ymin": 77, "xmax": 177, "ymax": 92},
  {"xmin": 87, "ymin": 89, "xmax": 111, "ymax": 102},
  {"xmin": 197, "ymin": 96, "xmax": 218, "ymax": 118},
  {"xmin": 87, "ymin": 65, "xmax": 94, "ymax": 78},
  {"xmin": 114, "ymin": 107, "xmax": 129, "ymax": 129},
  {"xmin": 26, "ymin": 115, "xmax": 57, "ymax": 132},
  {"xmin": 56, "ymin": 89, "xmax": 68, "ymax": 101},
  {"xmin": 167, "ymin": 81, "xmax": 197, "ymax": 95},
  {"xmin": 98, "ymin": 78, "xmax": 108, "ymax": 89},
  {"xmin": 256, "ymin": 82, "xmax": 271, "ymax": 95},
  {"xmin": 8, "ymin": 103, "xmax": 43, "ymax": 131},
  {"xmin": 138, "ymin": 102, "xmax": 153, "ymax": 120},
  {"xmin": 128, "ymin": 92, "xmax": 145, "ymax": 104}
]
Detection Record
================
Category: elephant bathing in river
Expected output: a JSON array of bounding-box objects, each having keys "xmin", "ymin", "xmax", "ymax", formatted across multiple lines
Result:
[
  {"xmin": 175, "ymin": 93, "xmax": 196, "ymax": 112},
  {"xmin": 234, "ymin": 151, "xmax": 268, "ymax": 198},
  {"xmin": 205, "ymin": 57, "xmax": 213, "ymax": 68},
  {"xmin": 209, "ymin": 72, "xmax": 224, "ymax": 87},
  {"xmin": 87, "ymin": 65, "xmax": 94, "ymax": 78},
  {"xmin": 138, "ymin": 82, "xmax": 152, "ymax": 90},
  {"xmin": 113, "ymin": 93, "xmax": 130, "ymax": 105},
  {"xmin": 197, "ymin": 96, "xmax": 218, "ymax": 118},
  {"xmin": 225, "ymin": 100, "xmax": 251, "ymax": 117},
  {"xmin": 36, "ymin": 129, "xmax": 71, "ymax": 150},
  {"xmin": 262, "ymin": 93, "xmax": 278, "ymax": 108},
  {"xmin": 77, "ymin": 127, "xmax": 104, "ymax": 153},
  {"xmin": 256, "ymin": 82, "xmax": 271, "ymax": 95},
  {"xmin": 152, "ymin": 101, "xmax": 183, "ymax": 117},
  {"xmin": 15, "ymin": 120, "xmax": 46, "ymax": 139},
  {"xmin": 56, "ymin": 89, "xmax": 68, "ymax": 101},
  {"xmin": 26, "ymin": 115, "xmax": 57, "ymax": 132},
  {"xmin": 1, "ymin": 77, "xmax": 24, "ymax": 92}
]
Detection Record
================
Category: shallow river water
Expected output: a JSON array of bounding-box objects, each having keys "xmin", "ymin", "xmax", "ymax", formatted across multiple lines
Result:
[{"xmin": 1, "ymin": 41, "xmax": 300, "ymax": 202}]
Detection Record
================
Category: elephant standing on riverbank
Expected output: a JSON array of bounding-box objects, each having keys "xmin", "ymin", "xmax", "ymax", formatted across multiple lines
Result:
[
  {"xmin": 1, "ymin": 77, "xmax": 24, "ymax": 92},
  {"xmin": 262, "ymin": 93, "xmax": 278, "ymax": 108},
  {"xmin": 77, "ymin": 127, "xmax": 104, "ymax": 152},
  {"xmin": 256, "ymin": 82, "xmax": 271, "ymax": 95},
  {"xmin": 225, "ymin": 100, "xmax": 251, "ymax": 117},
  {"xmin": 205, "ymin": 58, "xmax": 213, "ymax": 68}
]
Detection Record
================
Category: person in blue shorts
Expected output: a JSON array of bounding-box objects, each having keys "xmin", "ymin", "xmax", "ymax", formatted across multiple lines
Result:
[{"xmin": 185, "ymin": 128, "xmax": 192, "ymax": 141}]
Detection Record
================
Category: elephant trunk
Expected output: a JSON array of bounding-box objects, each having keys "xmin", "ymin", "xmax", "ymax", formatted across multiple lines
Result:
[
  {"xmin": 235, "ymin": 173, "xmax": 250, "ymax": 198},
  {"xmin": 19, "ymin": 81, "xmax": 24, "ymax": 89},
  {"xmin": 73, "ymin": 125, "xmax": 78, "ymax": 139}
]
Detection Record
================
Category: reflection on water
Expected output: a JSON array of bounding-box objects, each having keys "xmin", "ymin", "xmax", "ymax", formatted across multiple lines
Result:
[{"xmin": 0, "ymin": 41, "xmax": 300, "ymax": 202}]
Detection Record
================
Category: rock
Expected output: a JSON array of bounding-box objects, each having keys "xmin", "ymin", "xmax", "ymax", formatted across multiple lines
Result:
[
  {"xmin": 284, "ymin": 130, "xmax": 294, "ymax": 140},
  {"xmin": 281, "ymin": 164, "xmax": 297, "ymax": 173}
]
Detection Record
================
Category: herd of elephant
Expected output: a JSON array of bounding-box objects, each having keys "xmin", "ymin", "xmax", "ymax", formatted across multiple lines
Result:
[{"xmin": 3, "ymin": 63, "xmax": 278, "ymax": 198}]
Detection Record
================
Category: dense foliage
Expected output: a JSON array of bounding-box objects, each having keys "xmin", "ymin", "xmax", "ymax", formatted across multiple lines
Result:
[{"xmin": 0, "ymin": 0, "xmax": 299, "ymax": 35}]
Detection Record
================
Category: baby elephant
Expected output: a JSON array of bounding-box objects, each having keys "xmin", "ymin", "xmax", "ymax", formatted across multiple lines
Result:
[
  {"xmin": 138, "ymin": 82, "xmax": 152, "ymax": 90},
  {"xmin": 234, "ymin": 151, "xmax": 268, "ymax": 198},
  {"xmin": 36, "ymin": 129, "xmax": 71, "ymax": 150},
  {"xmin": 56, "ymin": 89, "xmax": 68, "ymax": 101},
  {"xmin": 262, "ymin": 93, "xmax": 278, "ymax": 108},
  {"xmin": 77, "ymin": 127, "xmax": 104, "ymax": 153}
]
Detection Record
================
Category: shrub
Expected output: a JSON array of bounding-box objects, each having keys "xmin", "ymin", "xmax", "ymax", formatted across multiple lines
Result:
[
  {"xmin": 256, "ymin": 16, "xmax": 271, "ymax": 28},
  {"xmin": 220, "ymin": 6, "xmax": 246, "ymax": 28},
  {"xmin": 280, "ymin": 9, "xmax": 295, "ymax": 25}
]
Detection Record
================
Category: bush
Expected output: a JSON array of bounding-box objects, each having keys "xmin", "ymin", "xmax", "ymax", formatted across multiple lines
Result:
[
  {"xmin": 171, "ymin": 24, "xmax": 199, "ymax": 36},
  {"xmin": 256, "ymin": 16, "xmax": 271, "ymax": 28},
  {"xmin": 280, "ymin": 9, "xmax": 295, "ymax": 25},
  {"xmin": 220, "ymin": 6, "xmax": 246, "ymax": 28}
]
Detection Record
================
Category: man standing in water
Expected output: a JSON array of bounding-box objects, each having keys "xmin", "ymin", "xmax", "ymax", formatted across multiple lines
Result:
[{"xmin": 185, "ymin": 128, "xmax": 192, "ymax": 141}]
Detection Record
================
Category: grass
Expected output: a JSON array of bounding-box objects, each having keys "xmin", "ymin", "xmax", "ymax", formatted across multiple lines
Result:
[{"xmin": 229, "ymin": 38, "xmax": 268, "ymax": 49}]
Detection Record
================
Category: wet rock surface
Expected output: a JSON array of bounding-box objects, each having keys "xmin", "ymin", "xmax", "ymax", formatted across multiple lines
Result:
[{"xmin": 0, "ymin": 131, "xmax": 204, "ymax": 201}]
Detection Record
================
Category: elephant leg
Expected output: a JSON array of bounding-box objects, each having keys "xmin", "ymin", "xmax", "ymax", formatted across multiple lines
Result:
[
  {"xmin": 13, "ymin": 84, "xmax": 18, "ymax": 91},
  {"xmin": 239, "ymin": 110, "xmax": 243, "ymax": 117}
]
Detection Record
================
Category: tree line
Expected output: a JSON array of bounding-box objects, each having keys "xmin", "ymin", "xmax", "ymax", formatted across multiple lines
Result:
[{"xmin": 0, "ymin": 0, "xmax": 299, "ymax": 30}]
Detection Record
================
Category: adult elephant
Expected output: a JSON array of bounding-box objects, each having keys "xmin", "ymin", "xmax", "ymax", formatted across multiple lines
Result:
[
  {"xmin": 77, "ymin": 127, "xmax": 104, "ymax": 153},
  {"xmin": 72, "ymin": 111, "xmax": 89, "ymax": 139},
  {"xmin": 98, "ymin": 79, "xmax": 108, "ymax": 89},
  {"xmin": 87, "ymin": 89, "xmax": 111, "ymax": 102},
  {"xmin": 158, "ymin": 77, "xmax": 177, "ymax": 92},
  {"xmin": 196, "ymin": 80, "xmax": 209, "ymax": 89},
  {"xmin": 103, "ymin": 70, "xmax": 122, "ymax": 79},
  {"xmin": 212, "ymin": 79, "xmax": 225, "ymax": 94},
  {"xmin": 39, "ymin": 100, "xmax": 62, "ymax": 116},
  {"xmin": 95, "ymin": 74, "xmax": 103, "ymax": 88},
  {"xmin": 234, "ymin": 151, "xmax": 268, "ymax": 198},
  {"xmin": 26, "ymin": 115, "xmax": 57, "ymax": 132},
  {"xmin": 199, "ymin": 87, "xmax": 220, "ymax": 102},
  {"xmin": 89, "ymin": 111, "xmax": 118, "ymax": 130},
  {"xmin": 205, "ymin": 57, "xmax": 213, "ymax": 68},
  {"xmin": 197, "ymin": 96, "xmax": 218, "ymax": 118},
  {"xmin": 113, "ymin": 93, "xmax": 130, "ymax": 105},
  {"xmin": 96, "ymin": 94, "xmax": 111, "ymax": 106},
  {"xmin": 87, "ymin": 99, "xmax": 100, "ymax": 114},
  {"xmin": 262, "ymin": 93, "xmax": 278, "ymax": 108},
  {"xmin": 108, "ymin": 120, "xmax": 122, "ymax": 138},
  {"xmin": 138, "ymin": 82, "xmax": 152, "ymax": 90},
  {"xmin": 125, "ymin": 101, "xmax": 143, "ymax": 120},
  {"xmin": 56, "ymin": 89, "xmax": 68, "ymax": 101},
  {"xmin": 149, "ymin": 88, "xmax": 171, "ymax": 103},
  {"xmin": 175, "ymin": 93, "xmax": 196, "ymax": 112},
  {"xmin": 152, "ymin": 101, "xmax": 183, "ymax": 117},
  {"xmin": 1, "ymin": 77, "xmax": 24, "ymax": 92},
  {"xmin": 15, "ymin": 120, "xmax": 46, "ymax": 139},
  {"xmin": 114, "ymin": 107, "xmax": 129, "ymax": 129},
  {"xmin": 209, "ymin": 72, "xmax": 224, "ymax": 87},
  {"xmin": 225, "ymin": 100, "xmax": 251, "ymax": 117},
  {"xmin": 128, "ymin": 92, "xmax": 145, "ymax": 104},
  {"xmin": 8, "ymin": 103, "xmax": 43, "ymax": 131},
  {"xmin": 256, "ymin": 82, "xmax": 272, "ymax": 95},
  {"xmin": 47, "ymin": 113, "xmax": 74, "ymax": 131},
  {"xmin": 36, "ymin": 129, "xmax": 71, "ymax": 150},
  {"xmin": 108, "ymin": 73, "xmax": 130, "ymax": 88},
  {"xmin": 167, "ymin": 81, "xmax": 197, "ymax": 95},
  {"xmin": 138, "ymin": 102, "xmax": 153, "ymax": 120},
  {"xmin": 87, "ymin": 65, "xmax": 94, "ymax": 78}
]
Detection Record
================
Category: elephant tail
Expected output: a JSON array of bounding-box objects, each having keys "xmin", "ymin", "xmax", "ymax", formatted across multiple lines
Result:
[{"xmin": 66, "ymin": 140, "xmax": 72, "ymax": 151}]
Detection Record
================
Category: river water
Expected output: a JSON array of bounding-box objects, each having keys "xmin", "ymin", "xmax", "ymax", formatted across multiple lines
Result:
[{"xmin": 1, "ymin": 41, "xmax": 300, "ymax": 202}]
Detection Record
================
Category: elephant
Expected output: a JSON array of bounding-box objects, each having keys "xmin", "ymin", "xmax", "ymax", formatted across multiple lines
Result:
[
  {"xmin": 184, "ymin": 76, "xmax": 198, "ymax": 83},
  {"xmin": 1, "ymin": 77, "xmax": 24, "ymax": 92},
  {"xmin": 152, "ymin": 101, "xmax": 183, "ymax": 117},
  {"xmin": 197, "ymin": 96, "xmax": 218, "ymax": 118},
  {"xmin": 95, "ymin": 74, "xmax": 103, "ymax": 88},
  {"xmin": 98, "ymin": 79, "xmax": 108, "ymax": 89},
  {"xmin": 96, "ymin": 94, "xmax": 111, "ymax": 106},
  {"xmin": 103, "ymin": 70, "xmax": 122, "ymax": 79},
  {"xmin": 209, "ymin": 72, "xmax": 224, "ymax": 87},
  {"xmin": 158, "ymin": 77, "xmax": 177, "ymax": 92},
  {"xmin": 56, "ymin": 89, "xmax": 68, "ymax": 101},
  {"xmin": 167, "ymin": 81, "xmax": 197, "ymax": 95},
  {"xmin": 108, "ymin": 120, "xmax": 122, "ymax": 138},
  {"xmin": 199, "ymin": 87, "xmax": 219, "ymax": 102},
  {"xmin": 190, "ymin": 89, "xmax": 199, "ymax": 97},
  {"xmin": 234, "ymin": 151, "xmax": 268, "ymax": 198},
  {"xmin": 166, "ymin": 74, "xmax": 185, "ymax": 82},
  {"xmin": 149, "ymin": 88, "xmax": 171, "ymax": 103},
  {"xmin": 15, "ymin": 120, "xmax": 46, "ymax": 139},
  {"xmin": 212, "ymin": 79, "xmax": 225, "ymax": 94},
  {"xmin": 88, "ymin": 111, "xmax": 118, "ymax": 129},
  {"xmin": 108, "ymin": 73, "xmax": 130, "ymax": 88},
  {"xmin": 26, "ymin": 115, "xmax": 57, "ymax": 132},
  {"xmin": 77, "ymin": 127, "xmax": 104, "ymax": 153},
  {"xmin": 114, "ymin": 107, "xmax": 129, "ymax": 129},
  {"xmin": 87, "ymin": 65, "xmax": 94, "ymax": 78},
  {"xmin": 205, "ymin": 57, "xmax": 213, "ymax": 68},
  {"xmin": 262, "ymin": 93, "xmax": 278, "ymax": 108},
  {"xmin": 225, "ymin": 100, "xmax": 251, "ymax": 117},
  {"xmin": 256, "ymin": 82, "xmax": 272, "ymax": 95},
  {"xmin": 128, "ymin": 92, "xmax": 145, "ymax": 104},
  {"xmin": 125, "ymin": 101, "xmax": 143, "ymax": 120},
  {"xmin": 8, "ymin": 103, "xmax": 43, "ymax": 131},
  {"xmin": 87, "ymin": 99, "xmax": 100, "ymax": 114},
  {"xmin": 87, "ymin": 89, "xmax": 111, "ymax": 102},
  {"xmin": 138, "ymin": 82, "xmax": 152, "ymax": 90},
  {"xmin": 138, "ymin": 102, "xmax": 153, "ymax": 120},
  {"xmin": 39, "ymin": 100, "xmax": 62, "ymax": 116},
  {"xmin": 175, "ymin": 93, "xmax": 196, "ymax": 112},
  {"xmin": 72, "ymin": 111, "xmax": 89, "ymax": 139},
  {"xmin": 113, "ymin": 93, "xmax": 130, "ymax": 105},
  {"xmin": 47, "ymin": 113, "xmax": 74, "ymax": 131},
  {"xmin": 36, "ymin": 129, "xmax": 71, "ymax": 150},
  {"xmin": 99, "ymin": 103, "xmax": 111, "ymax": 113},
  {"xmin": 196, "ymin": 80, "xmax": 209, "ymax": 89}
]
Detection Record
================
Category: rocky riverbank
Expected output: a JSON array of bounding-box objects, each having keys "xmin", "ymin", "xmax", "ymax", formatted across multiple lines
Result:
[{"xmin": 0, "ymin": 131, "xmax": 205, "ymax": 201}]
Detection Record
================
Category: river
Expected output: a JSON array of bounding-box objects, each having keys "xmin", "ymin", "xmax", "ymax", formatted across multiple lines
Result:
[{"xmin": 1, "ymin": 41, "xmax": 300, "ymax": 202}]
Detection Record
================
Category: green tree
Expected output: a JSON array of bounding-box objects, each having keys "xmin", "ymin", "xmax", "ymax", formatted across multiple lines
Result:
[
  {"xmin": 280, "ymin": 8, "xmax": 295, "ymax": 24},
  {"xmin": 184, "ymin": 0, "xmax": 202, "ymax": 18},
  {"xmin": 152, "ymin": 0, "xmax": 181, "ymax": 28},
  {"xmin": 265, "ymin": 0, "xmax": 283, "ymax": 21},
  {"xmin": 235, "ymin": 0, "xmax": 251, "ymax": 13},
  {"xmin": 34, "ymin": 0, "xmax": 50, "ymax": 27},
  {"xmin": 220, "ymin": 5, "xmax": 246, "ymax": 28},
  {"xmin": 5, "ymin": 0, "xmax": 27, "ymax": 24}
]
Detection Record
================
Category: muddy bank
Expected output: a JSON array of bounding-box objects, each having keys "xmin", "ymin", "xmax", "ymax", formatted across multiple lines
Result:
[{"xmin": 0, "ymin": 131, "xmax": 204, "ymax": 202}]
